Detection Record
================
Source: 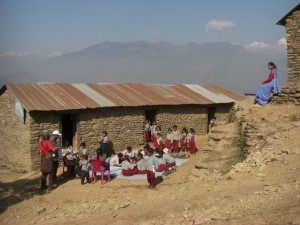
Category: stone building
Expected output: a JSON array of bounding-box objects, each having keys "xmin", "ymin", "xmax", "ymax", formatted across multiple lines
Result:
[
  {"xmin": 0, "ymin": 83, "xmax": 244, "ymax": 172},
  {"xmin": 275, "ymin": 3, "xmax": 300, "ymax": 104}
]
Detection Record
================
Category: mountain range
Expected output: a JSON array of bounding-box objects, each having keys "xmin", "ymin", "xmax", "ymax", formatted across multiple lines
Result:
[{"xmin": 0, "ymin": 41, "xmax": 287, "ymax": 94}]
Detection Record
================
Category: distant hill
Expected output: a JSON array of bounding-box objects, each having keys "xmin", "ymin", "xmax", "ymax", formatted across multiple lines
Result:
[{"xmin": 0, "ymin": 41, "xmax": 287, "ymax": 94}]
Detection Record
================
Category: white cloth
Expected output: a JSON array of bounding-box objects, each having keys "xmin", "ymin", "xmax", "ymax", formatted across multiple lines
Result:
[{"xmin": 110, "ymin": 155, "xmax": 120, "ymax": 166}]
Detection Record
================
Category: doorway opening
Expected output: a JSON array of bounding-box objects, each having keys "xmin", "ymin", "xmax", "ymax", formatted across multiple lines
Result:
[
  {"xmin": 61, "ymin": 114, "xmax": 78, "ymax": 150},
  {"xmin": 145, "ymin": 109, "xmax": 157, "ymax": 123},
  {"xmin": 207, "ymin": 107, "xmax": 216, "ymax": 133}
]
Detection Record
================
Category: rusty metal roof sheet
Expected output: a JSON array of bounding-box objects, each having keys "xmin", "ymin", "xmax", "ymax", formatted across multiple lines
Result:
[{"xmin": 4, "ymin": 83, "xmax": 244, "ymax": 112}]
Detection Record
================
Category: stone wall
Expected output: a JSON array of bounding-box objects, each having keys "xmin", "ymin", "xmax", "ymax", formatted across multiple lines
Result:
[
  {"xmin": 79, "ymin": 107, "xmax": 145, "ymax": 153},
  {"xmin": 29, "ymin": 112, "xmax": 61, "ymax": 170},
  {"xmin": 215, "ymin": 103, "xmax": 234, "ymax": 125},
  {"xmin": 274, "ymin": 10, "xmax": 300, "ymax": 104},
  {"xmin": 79, "ymin": 104, "xmax": 233, "ymax": 154},
  {"xmin": 156, "ymin": 105, "xmax": 207, "ymax": 135},
  {"xmin": 0, "ymin": 89, "xmax": 31, "ymax": 172}
]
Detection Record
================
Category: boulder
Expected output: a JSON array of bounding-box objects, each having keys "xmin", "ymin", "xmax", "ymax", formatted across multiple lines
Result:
[
  {"xmin": 203, "ymin": 146, "xmax": 214, "ymax": 152},
  {"xmin": 209, "ymin": 134, "xmax": 222, "ymax": 141},
  {"xmin": 195, "ymin": 162, "xmax": 208, "ymax": 169}
]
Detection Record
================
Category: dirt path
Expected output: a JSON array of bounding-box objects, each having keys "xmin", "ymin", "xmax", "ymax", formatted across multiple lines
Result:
[{"xmin": 0, "ymin": 99, "xmax": 300, "ymax": 225}]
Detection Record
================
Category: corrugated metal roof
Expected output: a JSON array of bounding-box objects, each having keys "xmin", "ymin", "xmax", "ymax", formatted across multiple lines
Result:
[{"xmin": 4, "ymin": 83, "xmax": 244, "ymax": 112}]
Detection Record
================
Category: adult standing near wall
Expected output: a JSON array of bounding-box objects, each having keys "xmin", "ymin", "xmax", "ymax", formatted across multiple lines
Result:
[
  {"xmin": 39, "ymin": 133, "xmax": 59, "ymax": 192},
  {"xmin": 50, "ymin": 130, "xmax": 61, "ymax": 181}
]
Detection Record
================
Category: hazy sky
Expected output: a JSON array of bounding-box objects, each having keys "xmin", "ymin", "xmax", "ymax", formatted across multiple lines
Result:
[{"xmin": 0, "ymin": 0, "xmax": 298, "ymax": 57}]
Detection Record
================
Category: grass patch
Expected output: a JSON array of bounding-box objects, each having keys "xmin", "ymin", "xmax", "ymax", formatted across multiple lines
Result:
[{"xmin": 220, "ymin": 135, "xmax": 248, "ymax": 175}]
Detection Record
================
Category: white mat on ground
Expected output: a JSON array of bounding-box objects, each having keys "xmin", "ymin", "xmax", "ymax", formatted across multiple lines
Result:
[{"xmin": 97, "ymin": 158, "xmax": 189, "ymax": 180}]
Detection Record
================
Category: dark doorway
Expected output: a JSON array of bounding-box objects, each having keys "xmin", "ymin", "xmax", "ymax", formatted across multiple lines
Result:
[
  {"xmin": 207, "ymin": 107, "xmax": 216, "ymax": 133},
  {"xmin": 61, "ymin": 114, "xmax": 78, "ymax": 149},
  {"xmin": 145, "ymin": 109, "xmax": 157, "ymax": 122}
]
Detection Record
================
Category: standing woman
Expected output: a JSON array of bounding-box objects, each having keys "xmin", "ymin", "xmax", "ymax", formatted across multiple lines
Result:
[
  {"xmin": 39, "ymin": 133, "xmax": 59, "ymax": 192},
  {"xmin": 254, "ymin": 62, "xmax": 281, "ymax": 106}
]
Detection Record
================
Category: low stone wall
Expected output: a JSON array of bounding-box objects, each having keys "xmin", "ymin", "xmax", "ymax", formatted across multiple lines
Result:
[
  {"xmin": 0, "ymin": 90, "xmax": 31, "ymax": 172},
  {"xmin": 271, "ymin": 86, "xmax": 300, "ymax": 105}
]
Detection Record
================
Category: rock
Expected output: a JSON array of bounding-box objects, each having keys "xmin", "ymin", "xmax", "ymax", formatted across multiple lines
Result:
[
  {"xmin": 191, "ymin": 169, "xmax": 202, "ymax": 177},
  {"xmin": 119, "ymin": 203, "xmax": 130, "ymax": 208},
  {"xmin": 256, "ymin": 173, "xmax": 266, "ymax": 177},
  {"xmin": 292, "ymin": 216, "xmax": 300, "ymax": 225},
  {"xmin": 281, "ymin": 149, "xmax": 290, "ymax": 155},
  {"xmin": 210, "ymin": 129, "xmax": 223, "ymax": 134},
  {"xmin": 203, "ymin": 146, "xmax": 214, "ymax": 152},
  {"xmin": 35, "ymin": 207, "xmax": 46, "ymax": 214},
  {"xmin": 195, "ymin": 163, "xmax": 208, "ymax": 169},
  {"xmin": 209, "ymin": 134, "xmax": 222, "ymax": 141}
]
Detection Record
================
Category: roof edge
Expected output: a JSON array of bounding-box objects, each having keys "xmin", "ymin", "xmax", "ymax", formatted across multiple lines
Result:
[
  {"xmin": 277, "ymin": 3, "xmax": 300, "ymax": 26},
  {"xmin": 0, "ymin": 85, "xmax": 7, "ymax": 96}
]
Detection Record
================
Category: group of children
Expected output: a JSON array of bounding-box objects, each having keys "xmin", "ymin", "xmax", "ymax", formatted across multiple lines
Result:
[
  {"xmin": 117, "ymin": 145, "xmax": 176, "ymax": 188},
  {"xmin": 144, "ymin": 120, "xmax": 197, "ymax": 154},
  {"xmin": 63, "ymin": 123, "xmax": 197, "ymax": 188}
]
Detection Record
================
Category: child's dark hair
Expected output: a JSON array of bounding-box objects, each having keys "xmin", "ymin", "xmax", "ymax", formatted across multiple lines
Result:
[
  {"xmin": 102, "ymin": 131, "xmax": 108, "ymax": 136},
  {"xmin": 182, "ymin": 127, "xmax": 188, "ymax": 134},
  {"xmin": 155, "ymin": 148, "xmax": 163, "ymax": 157},
  {"xmin": 144, "ymin": 144, "xmax": 150, "ymax": 150},
  {"xmin": 167, "ymin": 128, "xmax": 172, "ymax": 132},
  {"xmin": 124, "ymin": 155, "xmax": 131, "ymax": 162},
  {"xmin": 82, "ymin": 154, "xmax": 88, "ymax": 160},
  {"xmin": 268, "ymin": 62, "xmax": 277, "ymax": 69},
  {"xmin": 173, "ymin": 125, "xmax": 177, "ymax": 129},
  {"xmin": 80, "ymin": 142, "xmax": 86, "ymax": 148},
  {"xmin": 137, "ymin": 152, "xmax": 143, "ymax": 159},
  {"xmin": 190, "ymin": 128, "xmax": 195, "ymax": 133},
  {"xmin": 148, "ymin": 148, "xmax": 154, "ymax": 155},
  {"xmin": 126, "ymin": 146, "xmax": 132, "ymax": 151}
]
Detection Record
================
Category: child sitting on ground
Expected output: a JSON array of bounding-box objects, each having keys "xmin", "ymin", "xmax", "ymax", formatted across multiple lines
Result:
[
  {"xmin": 121, "ymin": 155, "xmax": 138, "ymax": 176},
  {"xmin": 136, "ymin": 152, "xmax": 147, "ymax": 174}
]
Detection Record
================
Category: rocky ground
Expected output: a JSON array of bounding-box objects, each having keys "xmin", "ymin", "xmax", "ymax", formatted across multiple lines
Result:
[{"xmin": 0, "ymin": 98, "xmax": 299, "ymax": 225}]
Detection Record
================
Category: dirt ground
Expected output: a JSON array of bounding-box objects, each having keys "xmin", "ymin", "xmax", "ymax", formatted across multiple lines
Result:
[{"xmin": 0, "ymin": 99, "xmax": 299, "ymax": 225}]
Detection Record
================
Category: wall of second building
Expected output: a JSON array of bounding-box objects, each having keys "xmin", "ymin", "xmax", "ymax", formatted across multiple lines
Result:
[
  {"xmin": 0, "ymin": 89, "xmax": 31, "ymax": 172},
  {"xmin": 274, "ymin": 10, "xmax": 300, "ymax": 104}
]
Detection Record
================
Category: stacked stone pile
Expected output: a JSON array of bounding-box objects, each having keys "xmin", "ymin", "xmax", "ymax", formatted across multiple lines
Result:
[{"xmin": 272, "ymin": 86, "xmax": 300, "ymax": 105}]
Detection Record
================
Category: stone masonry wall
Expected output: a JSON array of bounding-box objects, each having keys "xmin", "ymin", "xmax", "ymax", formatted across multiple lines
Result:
[
  {"xmin": 273, "ymin": 10, "xmax": 300, "ymax": 104},
  {"xmin": 0, "ymin": 89, "xmax": 31, "ymax": 172},
  {"xmin": 215, "ymin": 104, "xmax": 234, "ymax": 125},
  {"xmin": 29, "ymin": 112, "xmax": 61, "ymax": 170},
  {"xmin": 79, "ymin": 104, "xmax": 232, "ymax": 154},
  {"xmin": 79, "ymin": 107, "xmax": 145, "ymax": 153},
  {"xmin": 156, "ymin": 105, "xmax": 207, "ymax": 135}
]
